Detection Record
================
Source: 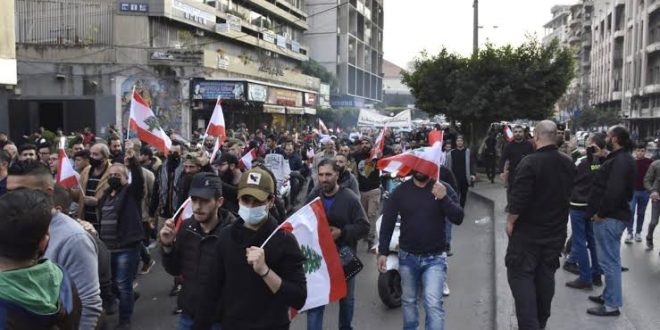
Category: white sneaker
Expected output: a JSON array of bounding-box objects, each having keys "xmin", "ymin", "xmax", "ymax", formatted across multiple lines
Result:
[
  {"xmin": 635, "ymin": 233, "xmax": 643, "ymax": 242},
  {"xmin": 443, "ymin": 281, "xmax": 450, "ymax": 297},
  {"xmin": 625, "ymin": 233, "xmax": 633, "ymax": 244}
]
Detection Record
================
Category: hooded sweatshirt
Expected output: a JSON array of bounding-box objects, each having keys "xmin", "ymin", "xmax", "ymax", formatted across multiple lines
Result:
[{"xmin": 0, "ymin": 260, "xmax": 81, "ymax": 329}]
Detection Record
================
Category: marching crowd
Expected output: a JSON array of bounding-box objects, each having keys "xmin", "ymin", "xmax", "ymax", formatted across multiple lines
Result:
[{"xmin": 0, "ymin": 119, "xmax": 655, "ymax": 330}]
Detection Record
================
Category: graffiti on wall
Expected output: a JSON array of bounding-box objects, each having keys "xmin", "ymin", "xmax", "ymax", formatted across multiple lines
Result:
[{"xmin": 120, "ymin": 76, "xmax": 183, "ymax": 136}]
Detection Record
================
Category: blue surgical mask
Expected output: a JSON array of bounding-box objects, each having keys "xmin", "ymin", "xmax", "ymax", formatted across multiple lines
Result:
[{"xmin": 239, "ymin": 204, "xmax": 269, "ymax": 225}]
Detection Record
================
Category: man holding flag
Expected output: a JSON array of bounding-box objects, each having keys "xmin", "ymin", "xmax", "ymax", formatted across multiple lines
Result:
[
  {"xmin": 377, "ymin": 143, "xmax": 464, "ymax": 330},
  {"xmin": 159, "ymin": 172, "xmax": 236, "ymax": 330},
  {"xmin": 305, "ymin": 158, "xmax": 369, "ymax": 330},
  {"xmin": 194, "ymin": 167, "xmax": 306, "ymax": 329}
]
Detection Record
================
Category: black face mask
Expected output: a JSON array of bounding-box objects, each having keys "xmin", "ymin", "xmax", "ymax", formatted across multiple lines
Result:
[
  {"xmin": 108, "ymin": 177, "xmax": 123, "ymax": 191},
  {"xmin": 205, "ymin": 143, "xmax": 214, "ymax": 149},
  {"xmin": 413, "ymin": 172, "xmax": 429, "ymax": 182},
  {"xmin": 90, "ymin": 157, "xmax": 103, "ymax": 168}
]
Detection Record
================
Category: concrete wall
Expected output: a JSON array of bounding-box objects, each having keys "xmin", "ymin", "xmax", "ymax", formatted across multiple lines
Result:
[
  {"xmin": 304, "ymin": 0, "xmax": 339, "ymax": 75},
  {"xmin": 0, "ymin": 0, "xmax": 16, "ymax": 85}
]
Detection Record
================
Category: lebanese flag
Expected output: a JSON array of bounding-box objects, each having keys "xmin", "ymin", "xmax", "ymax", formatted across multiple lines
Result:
[
  {"xmin": 370, "ymin": 127, "xmax": 387, "ymax": 160},
  {"xmin": 428, "ymin": 130, "xmax": 444, "ymax": 146},
  {"xmin": 55, "ymin": 139, "xmax": 80, "ymax": 189},
  {"xmin": 129, "ymin": 90, "xmax": 172, "ymax": 155},
  {"xmin": 239, "ymin": 148, "xmax": 258, "ymax": 170},
  {"xmin": 377, "ymin": 141, "xmax": 445, "ymax": 179},
  {"xmin": 173, "ymin": 197, "xmax": 194, "ymax": 231},
  {"xmin": 319, "ymin": 119, "xmax": 329, "ymax": 134},
  {"xmin": 261, "ymin": 198, "xmax": 347, "ymax": 313},
  {"xmin": 503, "ymin": 125, "xmax": 514, "ymax": 142},
  {"xmin": 206, "ymin": 97, "xmax": 227, "ymax": 142}
]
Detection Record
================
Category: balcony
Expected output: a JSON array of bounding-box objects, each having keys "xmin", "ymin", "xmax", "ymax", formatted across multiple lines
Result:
[
  {"xmin": 569, "ymin": 35, "xmax": 581, "ymax": 45},
  {"xmin": 569, "ymin": 18, "xmax": 581, "ymax": 27},
  {"xmin": 647, "ymin": 41, "xmax": 660, "ymax": 54},
  {"xmin": 246, "ymin": 0, "xmax": 309, "ymax": 30},
  {"xmin": 613, "ymin": 30, "xmax": 624, "ymax": 39},
  {"xmin": 582, "ymin": 38, "xmax": 592, "ymax": 48},
  {"xmin": 612, "ymin": 91, "xmax": 622, "ymax": 100},
  {"xmin": 649, "ymin": 1, "xmax": 660, "ymax": 16},
  {"xmin": 644, "ymin": 84, "xmax": 660, "ymax": 94}
]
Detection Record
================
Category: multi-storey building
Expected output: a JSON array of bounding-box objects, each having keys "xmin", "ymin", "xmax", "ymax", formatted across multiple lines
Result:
[
  {"xmin": 305, "ymin": 0, "xmax": 383, "ymax": 108},
  {"xmin": 0, "ymin": 0, "xmax": 321, "ymax": 141},
  {"xmin": 543, "ymin": 5, "xmax": 572, "ymax": 48}
]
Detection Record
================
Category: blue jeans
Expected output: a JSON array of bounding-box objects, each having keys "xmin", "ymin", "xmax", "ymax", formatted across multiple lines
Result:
[
  {"xmin": 593, "ymin": 218, "xmax": 627, "ymax": 308},
  {"xmin": 306, "ymin": 277, "xmax": 356, "ymax": 330},
  {"xmin": 399, "ymin": 249, "xmax": 446, "ymax": 330},
  {"xmin": 628, "ymin": 190, "xmax": 650, "ymax": 234},
  {"xmin": 177, "ymin": 313, "xmax": 221, "ymax": 330},
  {"xmin": 110, "ymin": 247, "xmax": 140, "ymax": 323},
  {"xmin": 569, "ymin": 208, "xmax": 602, "ymax": 283}
]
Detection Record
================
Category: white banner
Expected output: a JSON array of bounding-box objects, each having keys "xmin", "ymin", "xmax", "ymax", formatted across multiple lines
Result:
[{"xmin": 357, "ymin": 109, "xmax": 412, "ymax": 128}]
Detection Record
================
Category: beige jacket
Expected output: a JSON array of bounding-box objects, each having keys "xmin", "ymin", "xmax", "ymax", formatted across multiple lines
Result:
[{"xmin": 75, "ymin": 161, "xmax": 112, "ymax": 220}]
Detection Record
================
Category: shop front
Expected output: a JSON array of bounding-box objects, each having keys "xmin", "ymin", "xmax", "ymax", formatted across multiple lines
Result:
[{"xmin": 191, "ymin": 78, "xmax": 317, "ymax": 134}]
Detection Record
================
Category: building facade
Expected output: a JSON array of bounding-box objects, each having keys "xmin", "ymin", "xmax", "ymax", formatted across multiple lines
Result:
[
  {"xmin": 0, "ymin": 0, "xmax": 321, "ymax": 142},
  {"xmin": 382, "ymin": 59, "xmax": 413, "ymax": 108},
  {"xmin": 304, "ymin": 0, "xmax": 383, "ymax": 109}
]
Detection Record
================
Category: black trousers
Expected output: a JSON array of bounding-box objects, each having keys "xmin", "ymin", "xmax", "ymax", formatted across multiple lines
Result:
[
  {"xmin": 484, "ymin": 154, "xmax": 496, "ymax": 181},
  {"xmin": 506, "ymin": 236, "xmax": 563, "ymax": 330},
  {"xmin": 457, "ymin": 180, "xmax": 469, "ymax": 208}
]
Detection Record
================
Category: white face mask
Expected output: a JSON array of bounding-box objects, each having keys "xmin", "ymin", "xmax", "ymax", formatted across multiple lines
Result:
[{"xmin": 239, "ymin": 204, "xmax": 269, "ymax": 225}]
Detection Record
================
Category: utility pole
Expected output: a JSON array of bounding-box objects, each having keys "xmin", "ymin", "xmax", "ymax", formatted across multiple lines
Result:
[{"xmin": 473, "ymin": 0, "xmax": 479, "ymax": 55}]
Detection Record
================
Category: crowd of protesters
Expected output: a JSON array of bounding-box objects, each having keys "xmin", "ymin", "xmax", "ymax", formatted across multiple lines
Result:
[{"xmin": 0, "ymin": 118, "xmax": 656, "ymax": 330}]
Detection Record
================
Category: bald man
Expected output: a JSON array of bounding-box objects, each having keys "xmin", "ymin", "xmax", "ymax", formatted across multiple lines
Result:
[{"xmin": 505, "ymin": 120, "xmax": 576, "ymax": 330}]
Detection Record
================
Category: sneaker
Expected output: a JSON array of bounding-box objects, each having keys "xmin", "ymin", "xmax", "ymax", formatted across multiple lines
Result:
[
  {"xmin": 169, "ymin": 283, "xmax": 182, "ymax": 297},
  {"xmin": 635, "ymin": 233, "xmax": 643, "ymax": 242},
  {"xmin": 566, "ymin": 278, "xmax": 593, "ymax": 290},
  {"xmin": 587, "ymin": 305, "xmax": 620, "ymax": 316},
  {"xmin": 443, "ymin": 281, "xmax": 450, "ymax": 297},
  {"xmin": 133, "ymin": 290, "xmax": 140, "ymax": 302},
  {"xmin": 592, "ymin": 275, "xmax": 603, "ymax": 287},
  {"xmin": 625, "ymin": 233, "xmax": 633, "ymax": 244},
  {"xmin": 588, "ymin": 295, "xmax": 605, "ymax": 305},
  {"xmin": 563, "ymin": 261, "xmax": 579, "ymax": 275},
  {"xmin": 139, "ymin": 259, "xmax": 156, "ymax": 275},
  {"xmin": 172, "ymin": 307, "xmax": 183, "ymax": 315},
  {"xmin": 104, "ymin": 301, "xmax": 117, "ymax": 316},
  {"xmin": 647, "ymin": 238, "xmax": 654, "ymax": 250}
]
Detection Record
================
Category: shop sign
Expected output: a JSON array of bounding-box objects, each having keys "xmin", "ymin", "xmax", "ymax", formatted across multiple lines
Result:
[
  {"xmin": 248, "ymin": 83, "xmax": 268, "ymax": 102},
  {"xmin": 330, "ymin": 95, "xmax": 364, "ymax": 108},
  {"xmin": 292, "ymin": 40, "xmax": 300, "ymax": 53},
  {"xmin": 120, "ymin": 3, "xmax": 148, "ymax": 13},
  {"xmin": 276, "ymin": 34, "xmax": 287, "ymax": 48},
  {"xmin": 262, "ymin": 30, "xmax": 276, "ymax": 43},
  {"xmin": 267, "ymin": 87, "xmax": 302, "ymax": 107},
  {"xmin": 191, "ymin": 80, "xmax": 245, "ymax": 100},
  {"xmin": 216, "ymin": 54, "xmax": 229, "ymax": 70},
  {"xmin": 227, "ymin": 14, "xmax": 242, "ymax": 32},
  {"xmin": 319, "ymin": 83, "xmax": 331, "ymax": 109},
  {"xmin": 304, "ymin": 93, "xmax": 316, "ymax": 106},
  {"xmin": 172, "ymin": 0, "xmax": 215, "ymax": 29}
]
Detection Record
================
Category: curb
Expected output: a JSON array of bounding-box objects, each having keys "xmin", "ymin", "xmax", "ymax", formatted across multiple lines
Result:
[{"xmin": 469, "ymin": 186, "xmax": 515, "ymax": 330}]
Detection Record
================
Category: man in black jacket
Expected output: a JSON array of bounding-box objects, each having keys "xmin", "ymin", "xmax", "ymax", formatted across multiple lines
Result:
[
  {"xmin": 160, "ymin": 172, "xmax": 236, "ymax": 329},
  {"xmin": 194, "ymin": 167, "xmax": 306, "ymax": 330},
  {"xmin": 500, "ymin": 125, "xmax": 535, "ymax": 195},
  {"xmin": 585, "ymin": 126, "xmax": 636, "ymax": 317},
  {"xmin": 96, "ymin": 150, "xmax": 145, "ymax": 329},
  {"xmin": 505, "ymin": 120, "xmax": 576, "ymax": 330},
  {"xmin": 305, "ymin": 158, "xmax": 369, "ymax": 330}
]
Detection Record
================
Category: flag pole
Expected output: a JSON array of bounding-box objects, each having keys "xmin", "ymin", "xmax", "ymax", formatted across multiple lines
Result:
[
  {"xmin": 171, "ymin": 197, "xmax": 191, "ymax": 229},
  {"xmin": 127, "ymin": 86, "xmax": 135, "ymax": 141}
]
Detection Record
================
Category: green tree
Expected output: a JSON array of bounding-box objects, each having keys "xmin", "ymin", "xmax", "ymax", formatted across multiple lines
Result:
[
  {"xmin": 402, "ymin": 38, "xmax": 575, "ymax": 143},
  {"xmin": 301, "ymin": 59, "xmax": 339, "ymax": 92}
]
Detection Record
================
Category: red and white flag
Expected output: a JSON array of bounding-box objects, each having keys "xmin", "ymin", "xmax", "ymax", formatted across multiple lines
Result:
[
  {"xmin": 318, "ymin": 119, "xmax": 329, "ymax": 134},
  {"xmin": 428, "ymin": 129, "xmax": 444, "ymax": 146},
  {"xmin": 370, "ymin": 126, "xmax": 387, "ymax": 160},
  {"xmin": 55, "ymin": 138, "xmax": 80, "ymax": 189},
  {"xmin": 239, "ymin": 148, "xmax": 258, "ymax": 170},
  {"xmin": 261, "ymin": 198, "xmax": 347, "ymax": 313},
  {"xmin": 503, "ymin": 125, "xmax": 514, "ymax": 142},
  {"xmin": 173, "ymin": 197, "xmax": 194, "ymax": 231},
  {"xmin": 377, "ymin": 141, "xmax": 445, "ymax": 179},
  {"xmin": 129, "ymin": 89, "xmax": 172, "ymax": 155},
  {"xmin": 206, "ymin": 97, "xmax": 227, "ymax": 141}
]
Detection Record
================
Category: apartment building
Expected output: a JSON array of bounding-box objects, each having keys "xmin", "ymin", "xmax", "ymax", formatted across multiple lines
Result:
[
  {"xmin": 0, "ymin": 0, "xmax": 321, "ymax": 141},
  {"xmin": 305, "ymin": 0, "xmax": 384, "ymax": 108}
]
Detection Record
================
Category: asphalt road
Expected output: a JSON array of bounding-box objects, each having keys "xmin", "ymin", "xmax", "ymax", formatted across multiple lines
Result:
[{"xmin": 104, "ymin": 195, "xmax": 495, "ymax": 330}]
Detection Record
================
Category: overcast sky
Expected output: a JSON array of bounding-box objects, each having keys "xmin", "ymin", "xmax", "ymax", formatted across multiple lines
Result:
[{"xmin": 383, "ymin": 0, "xmax": 562, "ymax": 69}]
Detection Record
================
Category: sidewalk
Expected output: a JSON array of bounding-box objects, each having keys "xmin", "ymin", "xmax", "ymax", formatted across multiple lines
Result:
[{"xmin": 470, "ymin": 180, "xmax": 651, "ymax": 330}]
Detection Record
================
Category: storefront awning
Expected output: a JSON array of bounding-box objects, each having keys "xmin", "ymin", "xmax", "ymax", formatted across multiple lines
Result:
[
  {"xmin": 263, "ymin": 105, "xmax": 285, "ymax": 114},
  {"xmin": 304, "ymin": 107, "xmax": 317, "ymax": 115},
  {"xmin": 286, "ymin": 107, "xmax": 305, "ymax": 115}
]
